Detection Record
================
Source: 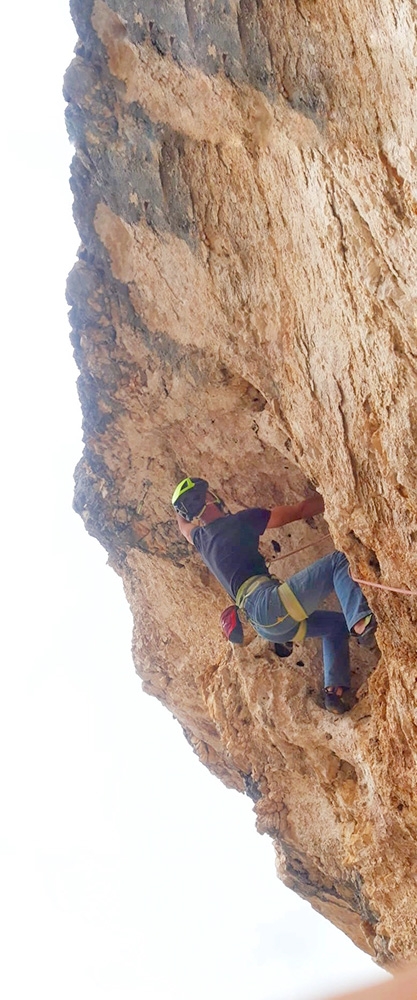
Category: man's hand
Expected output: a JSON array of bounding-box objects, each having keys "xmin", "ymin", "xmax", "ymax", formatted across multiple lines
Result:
[
  {"xmin": 176, "ymin": 512, "xmax": 195, "ymax": 544},
  {"xmin": 266, "ymin": 492, "xmax": 324, "ymax": 530}
]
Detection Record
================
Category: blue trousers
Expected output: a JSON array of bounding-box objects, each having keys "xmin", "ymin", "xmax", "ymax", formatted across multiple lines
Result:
[{"xmin": 242, "ymin": 551, "xmax": 371, "ymax": 689}]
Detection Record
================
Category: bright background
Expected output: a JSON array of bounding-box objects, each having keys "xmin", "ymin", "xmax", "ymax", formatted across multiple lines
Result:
[{"xmin": 0, "ymin": 3, "xmax": 389, "ymax": 998}]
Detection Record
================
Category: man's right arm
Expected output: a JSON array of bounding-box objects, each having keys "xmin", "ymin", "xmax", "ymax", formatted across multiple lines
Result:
[{"xmin": 266, "ymin": 492, "xmax": 324, "ymax": 530}]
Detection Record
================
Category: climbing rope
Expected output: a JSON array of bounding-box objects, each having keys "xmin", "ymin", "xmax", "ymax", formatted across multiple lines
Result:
[
  {"xmin": 349, "ymin": 574, "xmax": 417, "ymax": 597},
  {"xmin": 273, "ymin": 532, "xmax": 332, "ymax": 561},
  {"xmin": 273, "ymin": 530, "xmax": 417, "ymax": 596}
]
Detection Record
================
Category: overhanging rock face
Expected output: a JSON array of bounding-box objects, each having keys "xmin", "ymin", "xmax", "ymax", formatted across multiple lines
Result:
[{"xmin": 65, "ymin": 0, "xmax": 417, "ymax": 965}]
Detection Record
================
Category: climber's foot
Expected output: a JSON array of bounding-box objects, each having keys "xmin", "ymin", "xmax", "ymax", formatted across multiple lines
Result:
[
  {"xmin": 324, "ymin": 686, "xmax": 349, "ymax": 715},
  {"xmin": 352, "ymin": 614, "xmax": 377, "ymax": 646},
  {"xmin": 273, "ymin": 641, "xmax": 293, "ymax": 658}
]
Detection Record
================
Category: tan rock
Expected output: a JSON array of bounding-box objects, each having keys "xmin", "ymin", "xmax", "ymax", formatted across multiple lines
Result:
[{"xmin": 66, "ymin": 0, "xmax": 417, "ymax": 966}]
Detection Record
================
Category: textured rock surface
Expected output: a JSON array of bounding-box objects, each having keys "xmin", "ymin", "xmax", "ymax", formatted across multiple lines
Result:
[{"xmin": 65, "ymin": 0, "xmax": 417, "ymax": 966}]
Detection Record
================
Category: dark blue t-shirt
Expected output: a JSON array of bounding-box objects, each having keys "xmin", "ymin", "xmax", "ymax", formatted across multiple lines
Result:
[{"xmin": 191, "ymin": 508, "xmax": 270, "ymax": 599}]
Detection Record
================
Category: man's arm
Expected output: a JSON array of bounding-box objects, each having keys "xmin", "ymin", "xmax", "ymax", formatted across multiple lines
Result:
[
  {"xmin": 176, "ymin": 512, "xmax": 195, "ymax": 544},
  {"xmin": 266, "ymin": 492, "xmax": 324, "ymax": 530}
]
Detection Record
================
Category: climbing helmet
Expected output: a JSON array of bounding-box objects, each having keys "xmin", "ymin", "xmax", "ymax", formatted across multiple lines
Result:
[{"xmin": 171, "ymin": 477, "xmax": 209, "ymax": 521}]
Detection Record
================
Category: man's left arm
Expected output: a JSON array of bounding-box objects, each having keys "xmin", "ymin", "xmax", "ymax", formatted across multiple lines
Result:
[
  {"xmin": 266, "ymin": 492, "xmax": 324, "ymax": 530},
  {"xmin": 176, "ymin": 513, "xmax": 195, "ymax": 544}
]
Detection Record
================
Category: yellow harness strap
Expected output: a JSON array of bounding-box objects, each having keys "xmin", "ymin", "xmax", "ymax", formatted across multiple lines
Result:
[
  {"xmin": 277, "ymin": 582, "xmax": 308, "ymax": 642},
  {"xmin": 236, "ymin": 575, "xmax": 272, "ymax": 607},
  {"xmin": 236, "ymin": 576, "xmax": 308, "ymax": 642}
]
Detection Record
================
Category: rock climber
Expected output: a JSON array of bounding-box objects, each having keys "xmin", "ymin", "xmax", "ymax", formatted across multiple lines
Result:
[{"xmin": 172, "ymin": 476, "xmax": 377, "ymax": 715}]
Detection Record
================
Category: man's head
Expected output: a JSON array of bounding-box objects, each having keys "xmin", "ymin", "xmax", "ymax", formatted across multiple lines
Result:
[{"xmin": 171, "ymin": 476, "xmax": 224, "ymax": 522}]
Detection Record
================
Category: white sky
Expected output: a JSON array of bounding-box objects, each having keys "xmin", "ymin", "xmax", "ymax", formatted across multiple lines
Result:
[{"xmin": 0, "ymin": 3, "xmax": 389, "ymax": 998}]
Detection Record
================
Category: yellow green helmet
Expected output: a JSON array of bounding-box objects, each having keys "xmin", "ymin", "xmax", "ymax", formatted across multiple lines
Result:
[{"xmin": 171, "ymin": 477, "xmax": 209, "ymax": 522}]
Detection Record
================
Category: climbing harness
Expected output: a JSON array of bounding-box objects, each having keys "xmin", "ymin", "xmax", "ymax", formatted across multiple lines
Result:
[
  {"xmin": 223, "ymin": 535, "xmax": 334, "ymax": 646},
  {"xmin": 219, "ymin": 524, "xmax": 417, "ymax": 648},
  {"xmin": 235, "ymin": 575, "xmax": 308, "ymax": 642},
  {"xmin": 236, "ymin": 575, "xmax": 272, "ymax": 606}
]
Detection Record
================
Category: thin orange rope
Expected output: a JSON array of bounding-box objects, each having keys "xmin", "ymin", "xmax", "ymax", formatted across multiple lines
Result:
[
  {"xmin": 275, "ymin": 532, "xmax": 417, "ymax": 596},
  {"xmin": 350, "ymin": 574, "xmax": 417, "ymax": 597},
  {"xmin": 273, "ymin": 532, "xmax": 331, "ymax": 561}
]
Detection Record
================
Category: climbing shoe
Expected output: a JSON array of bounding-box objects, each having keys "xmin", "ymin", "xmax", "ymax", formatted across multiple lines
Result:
[
  {"xmin": 324, "ymin": 689, "xmax": 349, "ymax": 715},
  {"xmin": 354, "ymin": 613, "xmax": 377, "ymax": 647},
  {"xmin": 273, "ymin": 642, "xmax": 293, "ymax": 658}
]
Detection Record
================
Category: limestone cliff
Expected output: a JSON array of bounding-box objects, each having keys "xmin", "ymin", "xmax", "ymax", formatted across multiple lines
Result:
[{"xmin": 65, "ymin": 0, "xmax": 417, "ymax": 966}]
